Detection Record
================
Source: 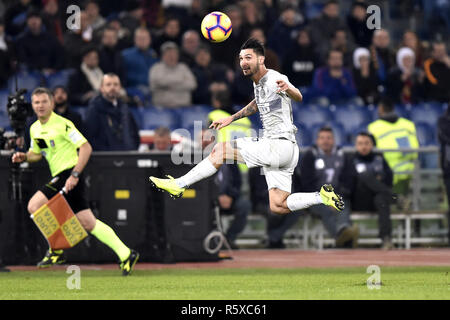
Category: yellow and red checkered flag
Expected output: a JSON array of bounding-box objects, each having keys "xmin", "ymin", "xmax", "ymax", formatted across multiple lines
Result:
[{"xmin": 31, "ymin": 192, "xmax": 88, "ymax": 250}]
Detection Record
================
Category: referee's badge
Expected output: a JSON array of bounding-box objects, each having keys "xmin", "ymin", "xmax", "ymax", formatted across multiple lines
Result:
[{"xmin": 50, "ymin": 140, "xmax": 55, "ymax": 147}]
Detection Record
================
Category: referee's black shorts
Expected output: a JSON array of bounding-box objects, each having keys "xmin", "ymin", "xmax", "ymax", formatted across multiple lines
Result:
[{"xmin": 39, "ymin": 167, "xmax": 89, "ymax": 213}]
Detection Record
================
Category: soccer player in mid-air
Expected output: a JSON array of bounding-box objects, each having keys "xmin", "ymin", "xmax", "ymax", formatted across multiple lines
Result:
[{"xmin": 150, "ymin": 38, "xmax": 344, "ymax": 215}]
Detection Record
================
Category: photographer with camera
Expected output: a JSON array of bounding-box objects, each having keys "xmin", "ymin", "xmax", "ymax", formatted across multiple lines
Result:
[{"xmin": 11, "ymin": 87, "xmax": 139, "ymax": 275}]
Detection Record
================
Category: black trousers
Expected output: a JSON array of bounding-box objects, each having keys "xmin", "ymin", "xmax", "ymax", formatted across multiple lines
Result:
[{"xmin": 352, "ymin": 172, "xmax": 392, "ymax": 239}]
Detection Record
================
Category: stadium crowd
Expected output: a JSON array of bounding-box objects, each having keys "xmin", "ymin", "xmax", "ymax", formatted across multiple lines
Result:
[{"xmin": 0, "ymin": 0, "xmax": 449, "ymax": 254}]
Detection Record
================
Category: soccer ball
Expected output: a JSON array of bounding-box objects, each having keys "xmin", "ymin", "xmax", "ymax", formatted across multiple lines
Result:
[{"xmin": 200, "ymin": 11, "xmax": 232, "ymax": 43}]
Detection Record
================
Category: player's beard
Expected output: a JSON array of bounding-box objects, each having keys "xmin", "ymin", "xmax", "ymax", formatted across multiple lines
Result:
[{"xmin": 243, "ymin": 64, "xmax": 259, "ymax": 77}]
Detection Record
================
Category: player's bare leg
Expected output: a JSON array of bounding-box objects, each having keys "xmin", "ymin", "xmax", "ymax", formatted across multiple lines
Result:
[
  {"xmin": 149, "ymin": 141, "xmax": 244, "ymax": 197},
  {"xmin": 27, "ymin": 191, "xmax": 48, "ymax": 215},
  {"xmin": 268, "ymin": 185, "xmax": 345, "ymax": 215}
]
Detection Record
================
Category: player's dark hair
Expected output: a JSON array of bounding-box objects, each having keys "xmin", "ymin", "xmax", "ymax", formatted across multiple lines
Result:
[
  {"xmin": 154, "ymin": 126, "xmax": 171, "ymax": 137},
  {"xmin": 356, "ymin": 131, "xmax": 376, "ymax": 146},
  {"xmin": 241, "ymin": 38, "xmax": 265, "ymax": 57},
  {"xmin": 32, "ymin": 87, "xmax": 54, "ymax": 101},
  {"xmin": 318, "ymin": 126, "xmax": 334, "ymax": 135},
  {"xmin": 378, "ymin": 96, "xmax": 394, "ymax": 113}
]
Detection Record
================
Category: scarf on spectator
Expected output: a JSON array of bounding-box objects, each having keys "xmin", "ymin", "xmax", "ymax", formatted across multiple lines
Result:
[{"xmin": 81, "ymin": 62, "xmax": 104, "ymax": 91}]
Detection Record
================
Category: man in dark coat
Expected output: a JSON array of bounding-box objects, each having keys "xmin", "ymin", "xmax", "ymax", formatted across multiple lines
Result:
[{"xmin": 84, "ymin": 73, "xmax": 140, "ymax": 151}]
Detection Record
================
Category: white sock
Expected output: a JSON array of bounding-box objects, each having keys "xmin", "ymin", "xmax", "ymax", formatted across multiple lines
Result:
[
  {"xmin": 176, "ymin": 157, "xmax": 218, "ymax": 188},
  {"xmin": 286, "ymin": 192, "xmax": 323, "ymax": 212}
]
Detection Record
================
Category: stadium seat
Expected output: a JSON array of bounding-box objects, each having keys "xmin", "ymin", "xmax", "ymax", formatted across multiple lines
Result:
[
  {"xmin": 415, "ymin": 122, "xmax": 437, "ymax": 146},
  {"xmin": 176, "ymin": 105, "xmax": 212, "ymax": 130},
  {"xmin": 0, "ymin": 113, "xmax": 11, "ymax": 130},
  {"xmin": 310, "ymin": 122, "xmax": 348, "ymax": 147},
  {"xmin": 333, "ymin": 105, "xmax": 372, "ymax": 134},
  {"xmin": 293, "ymin": 105, "xmax": 333, "ymax": 129},
  {"xmin": 295, "ymin": 122, "xmax": 312, "ymax": 147},
  {"xmin": 0, "ymin": 90, "xmax": 9, "ymax": 114},
  {"xmin": 70, "ymin": 106, "xmax": 88, "ymax": 121},
  {"xmin": 369, "ymin": 104, "xmax": 411, "ymax": 121},
  {"xmin": 45, "ymin": 69, "xmax": 75, "ymax": 89},
  {"xmin": 410, "ymin": 103, "xmax": 443, "ymax": 127},
  {"xmin": 8, "ymin": 71, "xmax": 42, "ymax": 94},
  {"xmin": 142, "ymin": 108, "xmax": 179, "ymax": 130}
]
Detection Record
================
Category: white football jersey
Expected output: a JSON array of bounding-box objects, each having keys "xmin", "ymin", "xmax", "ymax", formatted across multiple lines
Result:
[{"xmin": 253, "ymin": 69, "xmax": 297, "ymax": 142}]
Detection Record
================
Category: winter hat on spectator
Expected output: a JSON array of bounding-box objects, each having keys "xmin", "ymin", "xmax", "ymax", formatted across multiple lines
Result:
[
  {"xmin": 352, "ymin": 47, "xmax": 370, "ymax": 69},
  {"xmin": 396, "ymin": 47, "xmax": 415, "ymax": 72}
]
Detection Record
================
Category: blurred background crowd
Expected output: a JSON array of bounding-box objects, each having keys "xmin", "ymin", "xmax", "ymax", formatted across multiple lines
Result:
[{"xmin": 0, "ymin": 0, "xmax": 449, "ymax": 250}]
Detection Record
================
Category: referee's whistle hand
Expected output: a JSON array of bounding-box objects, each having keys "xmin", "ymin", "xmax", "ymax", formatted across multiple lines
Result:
[{"xmin": 12, "ymin": 152, "xmax": 26, "ymax": 163}]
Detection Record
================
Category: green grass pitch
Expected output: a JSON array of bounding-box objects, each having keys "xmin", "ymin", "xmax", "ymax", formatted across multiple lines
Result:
[{"xmin": 0, "ymin": 267, "xmax": 449, "ymax": 300}]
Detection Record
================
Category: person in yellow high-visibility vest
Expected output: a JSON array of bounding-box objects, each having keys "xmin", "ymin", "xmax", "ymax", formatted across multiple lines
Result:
[
  {"xmin": 368, "ymin": 97, "xmax": 419, "ymax": 195},
  {"xmin": 207, "ymin": 90, "xmax": 253, "ymax": 172}
]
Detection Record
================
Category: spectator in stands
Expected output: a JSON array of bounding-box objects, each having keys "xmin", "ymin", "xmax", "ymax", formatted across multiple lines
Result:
[
  {"xmin": 85, "ymin": 73, "xmax": 140, "ymax": 151},
  {"xmin": 118, "ymin": 0, "xmax": 143, "ymax": 41},
  {"xmin": 98, "ymin": 27, "xmax": 126, "ymax": 83},
  {"xmin": 401, "ymin": 31, "xmax": 427, "ymax": 68},
  {"xmin": 64, "ymin": 10, "xmax": 96, "ymax": 68},
  {"xmin": 179, "ymin": 30, "xmax": 201, "ymax": 68},
  {"xmin": 201, "ymin": 128, "xmax": 251, "ymax": 249},
  {"xmin": 150, "ymin": 126, "xmax": 172, "ymax": 151},
  {"xmin": 351, "ymin": 132, "xmax": 394, "ymax": 249},
  {"xmin": 352, "ymin": 47, "xmax": 380, "ymax": 105},
  {"xmin": 346, "ymin": 1, "xmax": 373, "ymax": 47},
  {"xmin": 191, "ymin": 45, "xmax": 229, "ymax": 105},
  {"xmin": 121, "ymin": 27, "xmax": 158, "ymax": 93},
  {"xmin": 84, "ymin": 0, "xmax": 106, "ymax": 32},
  {"xmin": 241, "ymin": 0, "xmax": 265, "ymax": 32},
  {"xmin": 149, "ymin": 41, "xmax": 197, "ymax": 108},
  {"xmin": 68, "ymin": 47, "xmax": 104, "ymax": 106},
  {"xmin": 106, "ymin": 18, "xmax": 133, "ymax": 50},
  {"xmin": 249, "ymin": 27, "xmax": 280, "ymax": 72},
  {"xmin": 152, "ymin": 17, "xmax": 182, "ymax": 55},
  {"xmin": 52, "ymin": 86, "xmax": 84, "ymax": 134},
  {"xmin": 15, "ymin": 9, "xmax": 65, "ymax": 73},
  {"xmin": 41, "ymin": 0, "xmax": 64, "ymax": 44},
  {"xmin": 423, "ymin": 41, "xmax": 450, "ymax": 103},
  {"xmin": 183, "ymin": 0, "xmax": 207, "ymax": 32},
  {"xmin": 266, "ymin": 5, "xmax": 304, "ymax": 63},
  {"xmin": 282, "ymin": 28, "xmax": 318, "ymax": 88},
  {"xmin": 268, "ymin": 126, "xmax": 359, "ymax": 249},
  {"xmin": 437, "ymin": 103, "xmax": 450, "ymax": 246},
  {"xmin": 310, "ymin": 49, "xmax": 357, "ymax": 105},
  {"xmin": 0, "ymin": 19, "xmax": 13, "ymax": 88},
  {"xmin": 386, "ymin": 47, "xmax": 425, "ymax": 104},
  {"xmin": 326, "ymin": 28, "xmax": 356, "ymax": 69},
  {"xmin": 4, "ymin": 0, "xmax": 32, "ymax": 38},
  {"xmin": 211, "ymin": 5, "xmax": 249, "ymax": 69},
  {"xmin": 309, "ymin": 0, "xmax": 346, "ymax": 58},
  {"xmin": 370, "ymin": 29, "xmax": 396, "ymax": 84},
  {"xmin": 368, "ymin": 97, "xmax": 419, "ymax": 198}
]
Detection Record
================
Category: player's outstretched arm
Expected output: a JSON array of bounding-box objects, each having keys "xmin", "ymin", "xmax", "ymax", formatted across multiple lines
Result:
[
  {"xmin": 210, "ymin": 99, "xmax": 257, "ymax": 130},
  {"xmin": 276, "ymin": 80, "xmax": 303, "ymax": 102}
]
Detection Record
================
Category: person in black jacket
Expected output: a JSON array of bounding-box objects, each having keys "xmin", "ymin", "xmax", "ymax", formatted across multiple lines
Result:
[
  {"xmin": 202, "ymin": 129, "xmax": 250, "ymax": 249},
  {"xmin": 437, "ymin": 103, "xmax": 450, "ymax": 246},
  {"xmin": 267, "ymin": 126, "xmax": 359, "ymax": 248},
  {"xmin": 14, "ymin": 9, "xmax": 65, "ymax": 72},
  {"xmin": 351, "ymin": 132, "xmax": 394, "ymax": 249},
  {"xmin": 84, "ymin": 73, "xmax": 140, "ymax": 151}
]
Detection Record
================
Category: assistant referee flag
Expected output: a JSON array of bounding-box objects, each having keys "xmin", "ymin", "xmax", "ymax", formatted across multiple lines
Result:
[{"xmin": 31, "ymin": 192, "xmax": 88, "ymax": 250}]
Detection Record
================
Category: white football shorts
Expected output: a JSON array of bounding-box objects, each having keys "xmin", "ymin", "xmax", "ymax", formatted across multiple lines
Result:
[{"xmin": 234, "ymin": 137, "xmax": 299, "ymax": 193}]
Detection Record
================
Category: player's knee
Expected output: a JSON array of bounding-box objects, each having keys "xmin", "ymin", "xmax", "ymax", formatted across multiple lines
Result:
[
  {"xmin": 269, "ymin": 202, "xmax": 290, "ymax": 215},
  {"xmin": 211, "ymin": 142, "xmax": 227, "ymax": 161},
  {"xmin": 27, "ymin": 201, "xmax": 40, "ymax": 215}
]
